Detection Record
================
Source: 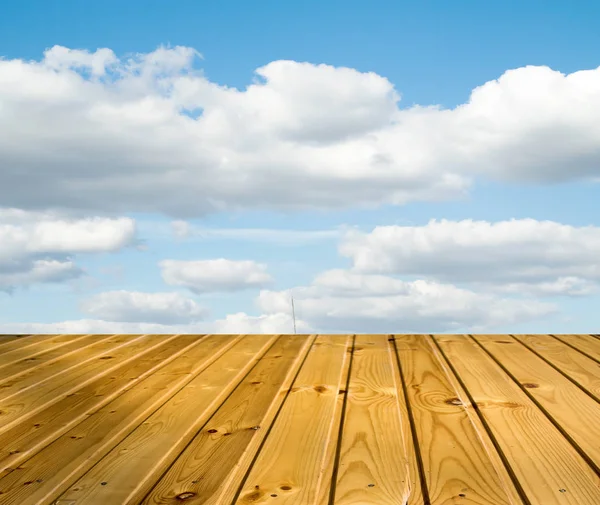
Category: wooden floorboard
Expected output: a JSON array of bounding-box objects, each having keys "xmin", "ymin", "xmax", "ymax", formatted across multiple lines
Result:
[{"xmin": 0, "ymin": 334, "xmax": 598, "ymax": 505}]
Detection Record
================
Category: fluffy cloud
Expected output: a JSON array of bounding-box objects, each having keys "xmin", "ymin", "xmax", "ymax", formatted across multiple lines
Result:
[
  {"xmin": 0, "ymin": 209, "xmax": 136, "ymax": 290},
  {"xmin": 1, "ymin": 46, "xmax": 599, "ymax": 217},
  {"xmin": 80, "ymin": 290, "xmax": 208, "ymax": 324},
  {"xmin": 0, "ymin": 268, "xmax": 555, "ymax": 333},
  {"xmin": 160, "ymin": 259, "xmax": 272, "ymax": 293},
  {"xmin": 0, "ymin": 260, "xmax": 81, "ymax": 290},
  {"xmin": 257, "ymin": 269, "xmax": 555, "ymax": 333},
  {"xmin": 340, "ymin": 219, "xmax": 600, "ymax": 296}
]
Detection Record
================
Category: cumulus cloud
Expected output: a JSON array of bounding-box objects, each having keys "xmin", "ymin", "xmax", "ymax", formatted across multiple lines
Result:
[
  {"xmin": 0, "ymin": 260, "xmax": 82, "ymax": 291},
  {"xmin": 2, "ymin": 46, "xmax": 599, "ymax": 217},
  {"xmin": 340, "ymin": 219, "xmax": 600, "ymax": 296},
  {"xmin": 160, "ymin": 259, "xmax": 272, "ymax": 293},
  {"xmin": 0, "ymin": 208, "xmax": 136, "ymax": 290},
  {"xmin": 80, "ymin": 290, "xmax": 208, "ymax": 324},
  {"xmin": 257, "ymin": 269, "xmax": 556, "ymax": 333}
]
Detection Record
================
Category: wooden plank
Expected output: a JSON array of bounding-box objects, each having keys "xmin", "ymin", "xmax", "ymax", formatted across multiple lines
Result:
[
  {"xmin": 314, "ymin": 337, "xmax": 353, "ymax": 505},
  {"xmin": 332, "ymin": 334, "xmax": 412, "ymax": 505},
  {"xmin": 0, "ymin": 334, "xmax": 243, "ymax": 505},
  {"xmin": 0, "ymin": 334, "xmax": 171, "ymax": 434},
  {"xmin": 0, "ymin": 334, "xmax": 206, "ymax": 476},
  {"xmin": 0, "ymin": 334, "xmax": 118, "ymax": 383},
  {"xmin": 396, "ymin": 335, "xmax": 518, "ymax": 505},
  {"xmin": 388, "ymin": 336, "xmax": 426, "ymax": 505},
  {"xmin": 140, "ymin": 334, "xmax": 314, "ymax": 505},
  {"xmin": 0, "ymin": 334, "xmax": 95, "ymax": 359},
  {"xmin": 0, "ymin": 334, "xmax": 135, "ymax": 401},
  {"xmin": 473, "ymin": 335, "xmax": 600, "ymax": 471},
  {"xmin": 552, "ymin": 334, "xmax": 600, "ymax": 362},
  {"xmin": 53, "ymin": 334, "xmax": 277, "ymax": 505},
  {"xmin": 0, "ymin": 335, "xmax": 27, "ymax": 346},
  {"xmin": 0, "ymin": 334, "xmax": 53, "ymax": 353},
  {"xmin": 233, "ymin": 334, "xmax": 352, "ymax": 505},
  {"xmin": 436, "ymin": 334, "xmax": 600, "ymax": 505},
  {"xmin": 513, "ymin": 334, "xmax": 600, "ymax": 400}
]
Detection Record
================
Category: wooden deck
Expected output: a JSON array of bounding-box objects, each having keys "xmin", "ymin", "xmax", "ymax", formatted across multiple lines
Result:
[{"xmin": 0, "ymin": 334, "xmax": 599, "ymax": 505}]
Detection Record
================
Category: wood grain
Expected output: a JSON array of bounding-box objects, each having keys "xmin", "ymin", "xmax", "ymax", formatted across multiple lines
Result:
[
  {"xmin": 0, "ymin": 334, "xmax": 115, "ymax": 383},
  {"xmin": 0, "ymin": 334, "xmax": 169, "ymax": 433},
  {"xmin": 234, "ymin": 334, "xmax": 352, "ymax": 505},
  {"xmin": 2, "ymin": 333, "xmax": 599, "ymax": 505},
  {"xmin": 332, "ymin": 334, "xmax": 411, "ymax": 505},
  {"xmin": 0, "ymin": 334, "xmax": 205, "ymax": 477},
  {"xmin": 0, "ymin": 335, "xmax": 24, "ymax": 345},
  {"xmin": 54, "ymin": 334, "xmax": 277, "ymax": 505},
  {"xmin": 0, "ymin": 334, "xmax": 94, "ymax": 361},
  {"xmin": 436, "ymin": 334, "xmax": 600, "ymax": 505},
  {"xmin": 395, "ymin": 334, "xmax": 517, "ymax": 505},
  {"xmin": 141, "ymin": 334, "xmax": 314, "ymax": 505},
  {"xmin": 512, "ymin": 334, "xmax": 600, "ymax": 401},
  {"xmin": 0, "ymin": 335, "xmax": 241, "ymax": 505},
  {"xmin": 474, "ymin": 334, "xmax": 600, "ymax": 470},
  {"xmin": 552, "ymin": 334, "xmax": 600, "ymax": 362}
]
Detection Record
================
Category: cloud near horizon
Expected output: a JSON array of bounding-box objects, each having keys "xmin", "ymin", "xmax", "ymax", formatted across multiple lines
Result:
[{"xmin": 0, "ymin": 45, "xmax": 599, "ymax": 219}]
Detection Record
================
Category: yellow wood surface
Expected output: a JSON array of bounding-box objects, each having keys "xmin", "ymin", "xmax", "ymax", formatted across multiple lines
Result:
[
  {"xmin": 0, "ymin": 335, "xmax": 25, "ymax": 346},
  {"xmin": 333, "ymin": 334, "xmax": 411, "ymax": 505},
  {"xmin": 141, "ymin": 334, "xmax": 314, "ymax": 505},
  {"xmin": 553, "ymin": 334, "xmax": 600, "ymax": 361},
  {"xmin": 0, "ymin": 334, "xmax": 598, "ymax": 505},
  {"xmin": 0, "ymin": 335, "xmax": 242, "ymax": 505},
  {"xmin": 513, "ymin": 334, "xmax": 600, "ymax": 401},
  {"xmin": 234, "ymin": 334, "xmax": 352, "ymax": 505},
  {"xmin": 473, "ymin": 335, "xmax": 600, "ymax": 471},
  {"xmin": 55, "ymin": 335, "xmax": 277, "ymax": 505},
  {"xmin": 396, "ymin": 335, "xmax": 517, "ymax": 505},
  {"xmin": 0, "ymin": 334, "xmax": 170, "ymax": 433},
  {"xmin": 0, "ymin": 334, "xmax": 112, "ymax": 383},
  {"xmin": 0, "ymin": 334, "xmax": 203, "ymax": 477},
  {"xmin": 0, "ymin": 334, "xmax": 93, "ymax": 361},
  {"xmin": 436, "ymin": 334, "xmax": 600, "ymax": 505}
]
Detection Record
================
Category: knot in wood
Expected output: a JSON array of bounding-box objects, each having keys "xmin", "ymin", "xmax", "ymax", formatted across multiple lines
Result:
[
  {"xmin": 176, "ymin": 491, "xmax": 197, "ymax": 500},
  {"xmin": 445, "ymin": 397, "xmax": 462, "ymax": 406},
  {"xmin": 522, "ymin": 383, "xmax": 539, "ymax": 389}
]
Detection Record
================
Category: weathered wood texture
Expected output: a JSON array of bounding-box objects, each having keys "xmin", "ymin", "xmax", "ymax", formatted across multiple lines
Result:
[{"xmin": 0, "ymin": 334, "xmax": 598, "ymax": 505}]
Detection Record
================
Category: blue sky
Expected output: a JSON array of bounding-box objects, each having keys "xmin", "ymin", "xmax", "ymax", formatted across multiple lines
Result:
[{"xmin": 0, "ymin": 1, "xmax": 599, "ymax": 333}]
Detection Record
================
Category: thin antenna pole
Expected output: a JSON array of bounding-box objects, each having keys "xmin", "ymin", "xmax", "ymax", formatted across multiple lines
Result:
[{"xmin": 291, "ymin": 296, "xmax": 297, "ymax": 334}]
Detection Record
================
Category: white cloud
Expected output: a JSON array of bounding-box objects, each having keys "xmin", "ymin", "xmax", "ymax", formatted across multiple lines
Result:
[
  {"xmin": 340, "ymin": 219, "xmax": 600, "ymax": 296},
  {"xmin": 160, "ymin": 259, "xmax": 272, "ymax": 293},
  {"xmin": 80, "ymin": 290, "xmax": 208, "ymax": 324},
  {"xmin": 212, "ymin": 312, "xmax": 309, "ymax": 334},
  {"xmin": 0, "ymin": 259, "xmax": 81, "ymax": 291},
  {"xmin": 257, "ymin": 269, "xmax": 556, "ymax": 333},
  {"xmin": 2, "ymin": 46, "xmax": 599, "ymax": 217},
  {"xmin": 0, "ymin": 319, "xmax": 200, "ymax": 335},
  {"xmin": 0, "ymin": 312, "xmax": 304, "ymax": 335},
  {"xmin": 0, "ymin": 208, "xmax": 136, "ymax": 290},
  {"xmin": 170, "ymin": 220, "xmax": 191, "ymax": 239},
  {"xmin": 166, "ymin": 221, "xmax": 342, "ymax": 245},
  {"xmin": 0, "ymin": 209, "xmax": 136, "ymax": 259}
]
